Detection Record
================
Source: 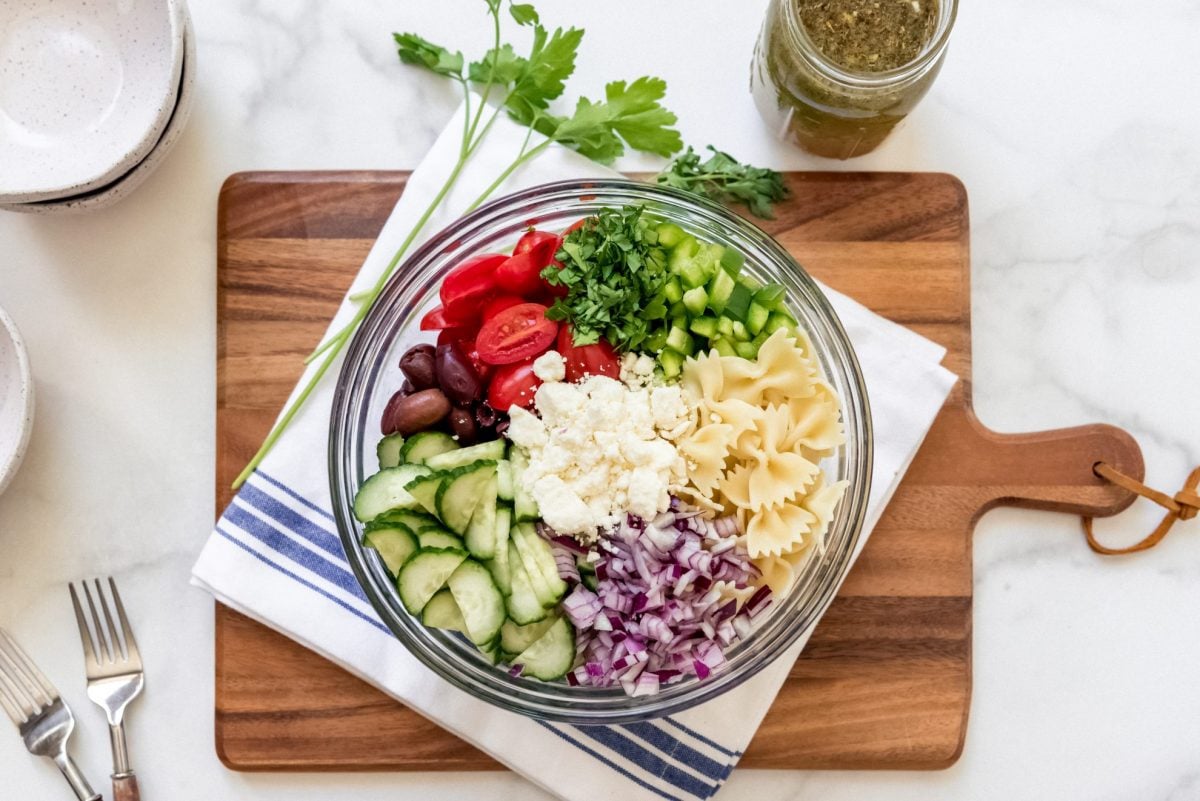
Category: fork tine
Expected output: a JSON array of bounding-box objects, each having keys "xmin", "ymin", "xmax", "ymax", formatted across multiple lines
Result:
[
  {"xmin": 0, "ymin": 675, "xmax": 24, "ymax": 725},
  {"xmin": 82, "ymin": 581, "xmax": 113, "ymax": 663},
  {"xmin": 0, "ymin": 630, "xmax": 51, "ymax": 714},
  {"xmin": 69, "ymin": 583, "xmax": 100, "ymax": 672},
  {"xmin": 108, "ymin": 578, "xmax": 141, "ymax": 663},
  {"xmin": 0, "ymin": 628, "xmax": 56, "ymax": 704},
  {"xmin": 94, "ymin": 578, "xmax": 125, "ymax": 661}
]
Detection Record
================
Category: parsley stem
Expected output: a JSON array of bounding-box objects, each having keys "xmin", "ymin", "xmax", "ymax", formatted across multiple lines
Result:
[
  {"xmin": 463, "ymin": 5, "xmax": 502, "ymax": 149},
  {"xmin": 464, "ymin": 137, "xmax": 550, "ymax": 213}
]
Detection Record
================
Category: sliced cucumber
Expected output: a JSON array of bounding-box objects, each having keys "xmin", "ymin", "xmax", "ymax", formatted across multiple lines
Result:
[
  {"xmin": 397, "ymin": 548, "xmax": 468, "ymax": 615},
  {"xmin": 424, "ymin": 439, "xmax": 507, "ymax": 471},
  {"xmin": 707, "ymin": 268, "xmax": 736, "ymax": 314},
  {"xmin": 464, "ymin": 475, "xmax": 499, "ymax": 559},
  {"xmin": 421, "ymin": 589, "xmax": 467, "ymax": 634},
  {"xmin": 499, "ymin": 616, "xmax": 559, "ymax": 655},
  {"xmin": 487, "ymin": 507, "xmax": 513, "ymax": 595},
  {"xmin": 353, "ymin": 464, "xmax": 433, "ymax": 522},
  {"xmin": 403, "ymin": 471, "xmax": 447, "ymax": 517},
  {"xmin": 496, "ymin": 460, "xmax": 514, "ymax": 502},
  {"xmin": 511, "ymin": 523, "xmax": 567, "ymax": 606},
  {"xmin": 509, "ymin": 449, "xmax": 538, "ymax": 522},
  {"xmin": 724, "ymin": 283, "xmax": 754, "ymax": 322},
  {"xmin": 363, "ymin": 526, "xmax": 419, "ymax": 576},
  {"xmin": 479, "ymin": 640, "xmax": 501, "ymax": 665},
  {"xmin": 372, "ymin": 509, "xmax": 439, "ymax": 532},
  {"xmin": 659, "ymin": 348, "xmax": 684, "ymax": 379},
  {"xmin": 505, "ymin": 542, "xmax": 548, "ymax": 625},
  {"xmin": 436, "ymin": 461, "xmax": 498, "ymax": 535},
  {"xmin": 746, "ymin": 301, "xmax": 770, "ymax": 336},
  {"xmin": 446, "ymin": 560, "xmax": 506, "ymax": 646},
  {"xmin": 513, "ymin": 617, "xmax": 575, "ymax": 681},
  {"xmin": 376, "ymin": 433, "xmax": 406, "ymax": 469},
  {"xmin": 418, "ymin": 529, "xmax": 464, "ymax": 550},
  {"xmin": 399, "ymin": 431, "xmax": 459, "ymax": 464}
]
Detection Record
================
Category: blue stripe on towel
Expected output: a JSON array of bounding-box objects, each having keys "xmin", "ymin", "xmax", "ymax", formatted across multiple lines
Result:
[
  {"xmin": 215, "ymin": 526, "xmax": 388, "ymax": 634},
  {"xmin": 620, "ymin": 722, "xmax": 733, "ymax": 782},
  {"xmin": 571, "ymin": 725, "xmax": 718, "ymax": 799},
  {"xmin": 239, "ymin": 482, "xmax": 346, "ymax": 561},
  {"xmin": 256, "ymin": 470, "xmax": 337, "ymax": 523},
  {"xmin": 535, "ymin": 722, "xmax": 686, "ymax": 801},
  {"xmin": 662, "ymin": 718, "xmax": 741, "ymax": 758},
  {"xmin": 222, "ymin": 501, "xmax": 365, "ymax": 602}
]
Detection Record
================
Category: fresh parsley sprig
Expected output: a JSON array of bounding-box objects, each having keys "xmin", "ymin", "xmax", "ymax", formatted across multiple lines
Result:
[{"xmin": 657, "ymin": 146, "xmax": 789, "ymax": 219}]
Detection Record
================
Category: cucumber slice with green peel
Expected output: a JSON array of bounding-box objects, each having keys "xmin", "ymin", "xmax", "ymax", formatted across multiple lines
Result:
[
  {"xmin": 688, "ymin": 315, "xmax": 718, "ymax": 340},
  {"xmin": 397, "ymin": 548, "xmax": 468, "ymax": 615},
  {"xmin": 487, "ymin": 507, "xmax": 513, "ymax": 595},
  {"xmin": 403, "ymin": 471, "xmax": 447, "ymax": 517},
  {"xmin": 399, "ymin": 431, "xmax": 459, "ymax": 464},
  {"xmin": 734, "ymin": 340, "xmax": 758, "ymax": 360},
  {"xmin": 663, "ymin": 276, "xmax": 684, "ymax": 304},
  {"xmin": 479, "ymin": 640, "xmax": 501, "ymax": 665},
  {"xmin": 676, "ymin": 258, "xmax": 711, "ymax": 290},
  {"xmin": 499, "ymin": 615, "xmax": 560, "ymax": 655},
  {"xmin": 496, "ymin": 460, "xmax": 514, "ymax": 502},
  {"xmin": 509, "ymin": 449, "xmax": 539, "ymax": 522},
  {"xmin": 667, "ymin": 235, "xmax": 698, "ymax": 270},
  {"xmin": 643, "ymin": 327, "xmax": 669, "ymax": 353},
  {"xmin": 731, "ymin": 320, "xmax": 750, "ymax": 341},
  {"xmin": 421, "ymin": 589, "xmax": 467, "ymax": 633},
  {"xmin": 681, "ymin": 286, "xmax": 708, "ymax": 317},
  {"xmin": 424, "ymin": 439, "xmax": 507, "ymax": 471},
  {"xmin": 464, "ymin": 476, "xmax": 499, "ymax": 559},
  {"xmin": 353, "ymin": 464, "xmax": 433, "ymax": 522},
  {"xmin": 513, "ymin": 617, "xmax": 575, "ymax": 681},
  {"xmin": 724, "ymin": 283, "xmax": 754, "ymax": 322},
  {"xmin": 765, "ymin": 310, "xmax": 798, "ymax": 335},
  {"xmin": 372, "ymin": 509, "xmax": 439, "ymax": 532},
  {"xmin": 376, "ymin": 433, "xmax": 406, "ymax": 469},
  {"xmin": 707, "ymin": 268, "xmax": 736, "ymax": 314},
  {"xmin": 746, "ymin": 301, "xmax": 770, "ymax": 336},
  {"xmin": 665, "ymin": 325, "xmax": 694, "ymax": 356},
  {"xmin": 720, "ymin": 246, "xmax": 746, "ymax": 274},
  {"xmin": 436, "ymin": 461, "xmax": 498, "ymax": 535},
  {"xmin": 363, "ymin": 526, "xmax": 419, "ymax": 576},
  {"xmin": 712, "ymin": 338, "xmax": 737, "ymax": 357},
  {"xmin": 659, "ymin": 348, "xmax": 684, "ymax": 379},
  {"xmin": 716, "ymin": 316, "xmax": 735, "ymax": 338},
  {"xmin": 511, "ymin": 523, "xmax": 567, "ymax": 606},
  {"xmin": 505, "ymin": 543, "xmax": 548, "ymax": 624},
  {"xmin": 419, "ymin": 529, "xmax": 464, "ymax": 550},
  {"xmin": 656, "ymin": 222, "xmax": 687, "ymax": 248},
  {"xmin": 447, "ymin": 560, "xmax": 506, "ymax": 646},
  {"xmin": 754, "ymin": 284, "xmax": 786, "ymax": 309}
]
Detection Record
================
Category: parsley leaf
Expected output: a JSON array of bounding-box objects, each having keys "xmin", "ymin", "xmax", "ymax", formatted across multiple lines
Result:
[
  {"xmin": 656, "ymin": 146, "xmax": 789, "ymax": 219},
  {"xmin": 547, "ymin": 77, "xmax": 683, "ymax": 164},
  {"xmin": 509, "ymin": 2, "xmax": 539, "ymax": 25},
  {"xmin": 541, "ymin": 206, "xmax": 669, "ymax": 350},
  {"xmin": 467, "ymin": 43, "xmax": 526, "ymax": 84},
  {"xmin": 393, "ymin": 33, "xmax": 464, "ymax": 79},
  {"xmin": 466, "ymin": 24, "xmax": 583, "ymax": 129}
]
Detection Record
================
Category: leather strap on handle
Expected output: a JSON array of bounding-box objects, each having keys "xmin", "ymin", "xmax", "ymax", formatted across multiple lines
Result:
[
  {"xmin": 1083, "ymin": 463, "xmax": 1200, "ymax": 554},
  {"xmin": 112, "ymin": 773, "xmax": 140, "ymax": 801}
]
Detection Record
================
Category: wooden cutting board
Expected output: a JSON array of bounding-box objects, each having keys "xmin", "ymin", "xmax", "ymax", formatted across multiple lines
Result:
[{"xmin": 214, "ymin": 171, "xmax": 1143, "ymax": 771}]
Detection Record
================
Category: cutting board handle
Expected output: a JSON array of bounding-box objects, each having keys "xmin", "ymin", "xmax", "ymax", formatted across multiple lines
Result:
[{"xmin": 966, "ymin": 410, "xmax": 1145, "ymax": 517}]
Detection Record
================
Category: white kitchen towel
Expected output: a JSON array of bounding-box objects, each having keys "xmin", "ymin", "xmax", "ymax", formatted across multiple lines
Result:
[{"xmin": 192, "ymin": 102, "xmax": 957, "ymax": 801}]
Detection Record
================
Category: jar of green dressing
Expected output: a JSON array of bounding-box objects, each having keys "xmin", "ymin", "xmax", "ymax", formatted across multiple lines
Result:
[{"xmin": 752, "ymin": 0, "xmax": 958, "ymax": 159}]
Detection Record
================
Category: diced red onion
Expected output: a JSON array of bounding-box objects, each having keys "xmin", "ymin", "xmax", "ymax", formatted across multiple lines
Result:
[
  {"xmin": 562, "ymin": 585, "xmax": 601, "ymax": 628},
  {"xmin": 553, "ymin": 547, "xmax": 581, "ymax": 583}
]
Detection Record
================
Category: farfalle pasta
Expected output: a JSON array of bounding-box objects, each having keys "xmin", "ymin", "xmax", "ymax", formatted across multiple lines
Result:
[{"xmin": 677, "ymin": 328, "xmax": 848, "ymax": 596}]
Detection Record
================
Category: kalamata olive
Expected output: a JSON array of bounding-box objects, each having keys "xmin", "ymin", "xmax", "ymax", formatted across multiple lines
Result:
[
  {"xmin": 399, "ymin": 344, "xmax": 437, "ymax": 390},
  {"xmin": 448, "ymin": 408, "xmax": 478, "ymax": 445},
  {"xmin": 383, "ymin": 388, "xmax": 451, "ymax": 435},
  {"xmin": 493, "ymin": 418, "xmax": 510, "ymax": 437},
  {"xmin": 400, "ymin": 379, "xmax": 415, "ymax": 396},
  {"xmin": 475, "ymin": 401, "xmax": 498, "ymax": 428},
  {"xmin": 435, "ymin": 343, "xmax": 483, "ymax": 405}
]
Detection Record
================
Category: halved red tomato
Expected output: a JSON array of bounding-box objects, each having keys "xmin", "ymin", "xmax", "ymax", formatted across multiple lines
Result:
[
  {"xmin": 515, "ymin": 230, "xmax": 559, "ymax": 262},
  {"xmin": 482, "ymin": 294, "xmax": 525, "ymax": 321},
  {"xmin": 420, "ymin": 305, "xmax": 456, "ymax": 331},
  {"xmin": 476, "ymin": 303, "xmax": 558, "ymax": 365},
  {"xmin": 440, "ymin": 253, "xmax": 506, "ymax": 323},
  {"xmin": 557, "ymin": 326, "xmax": 619, "ymax": 382},
  {"xmin": 487, "ymin": 359, "xmax": 542, "ymax": 410},
  {"xmin": 494, "ymin": 251, "xmax": 548, "ymax": 296}
]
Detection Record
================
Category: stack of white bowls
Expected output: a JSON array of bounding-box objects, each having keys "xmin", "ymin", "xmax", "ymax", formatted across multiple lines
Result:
[{"xmin": 0, "ymin": 0, "xmax": 195, "ymax": 214}]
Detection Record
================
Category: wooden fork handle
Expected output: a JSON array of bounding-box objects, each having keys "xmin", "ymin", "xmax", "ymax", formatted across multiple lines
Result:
[{"xmin": 113, "ymin": 772, "xmax": 140, "ymax": 801}]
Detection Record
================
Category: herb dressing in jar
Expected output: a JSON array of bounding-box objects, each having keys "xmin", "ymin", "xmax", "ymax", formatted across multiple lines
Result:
[{"xmin": 752, "ymin": 0, "xmax": 957, "ymax": 159}]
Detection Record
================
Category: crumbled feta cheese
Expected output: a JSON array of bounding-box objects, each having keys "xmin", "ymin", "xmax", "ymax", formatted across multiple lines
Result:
[
  {"xmin": 509, "ymin": 373, "xmax": 687, "ymax": 539},
  {"xmin": 619, "ymin": 352, "xmax": 659, "ymax": 388},
  {"xmin": 532, "ymin": 350, "xmax": 566, "ymax": 382}
]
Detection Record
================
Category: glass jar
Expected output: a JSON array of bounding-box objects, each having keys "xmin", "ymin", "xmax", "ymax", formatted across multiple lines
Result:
[
  {"xmin": 330, "ymin": 179, "xmax": 874, "ymax": 724},
  {"xmin": 752, "ymin": 0, "xmax": 958, "ymax": 159}
]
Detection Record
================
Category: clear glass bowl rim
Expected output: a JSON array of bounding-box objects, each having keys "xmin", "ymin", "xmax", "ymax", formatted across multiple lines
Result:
[{"xmin": 329, "ymin": 178, "xmax": 874, "ymax": 724}]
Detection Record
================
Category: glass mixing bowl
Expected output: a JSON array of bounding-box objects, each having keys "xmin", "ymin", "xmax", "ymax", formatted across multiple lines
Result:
[{"xmin": 329, "ymin": 179, "xmax": 873, "ymax": 724}]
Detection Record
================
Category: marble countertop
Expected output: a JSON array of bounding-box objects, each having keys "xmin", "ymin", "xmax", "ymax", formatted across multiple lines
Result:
[{"xmin": 2, "ymin": 1, "xmax": 1198, "ymax": 799}]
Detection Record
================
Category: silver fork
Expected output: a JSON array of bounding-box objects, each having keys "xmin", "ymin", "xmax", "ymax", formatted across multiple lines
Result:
[
  {"xmin": 70, "ymin": 579, "xmax": 144, "ymax": 801},
  {"xmin": 0, "ymin": 627, "xmax": 101, "ymax": 801}
]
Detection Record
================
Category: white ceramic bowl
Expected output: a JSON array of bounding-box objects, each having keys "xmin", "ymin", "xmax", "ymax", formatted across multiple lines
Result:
[
  {"xmin": 0, "ymin": 306, "xmax": 33, "ymax": 497},
  {"xmin": 0, "ymin": 5, "xmax": 195, "ymax": 215},
  {"xmin": 0, "ymin": 0, "xmax": 186, "ymax": 203}
]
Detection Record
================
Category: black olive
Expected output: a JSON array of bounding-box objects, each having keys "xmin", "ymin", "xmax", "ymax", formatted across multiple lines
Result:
[
  {"xmin": 448, "ymin": 408, "xmax": 478, "ymax": 445},
  {"xmin": 398, "ymin": 344, "xmax": 437, "ymax": 390},
  {"xmin": 435, "ymin": 343, "xmax": 483, "ymax": 405}
]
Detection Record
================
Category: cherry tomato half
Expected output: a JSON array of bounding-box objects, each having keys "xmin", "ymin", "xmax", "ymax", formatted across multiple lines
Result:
[
  {"xmin": 557, "ymin": 326, "xmax": 620, "ymax": 382},
  {"xmin": 494, "ymin": 251, "xmax": 546, "ymax": 296},
  {"xmin": 482, "ymin": 293, "xmax": 526, "ymax": 321},
  {"xmin": 420, "ymin": 305, "xmax": 456, "ymax": 331},
  {"xmin": 514, "ymin": 230, "xmax": 559, "ymax": 262},
  {"xmin": 440, "ymin": 253, "xmax": 506, "ymax": 324},
  {"xmin": 476, "ymin": 303, "xmax": 558, "ymax": 365},
  {"xmin": 487, "ymin": 359, "xmax": 542, "ymax": 411}
]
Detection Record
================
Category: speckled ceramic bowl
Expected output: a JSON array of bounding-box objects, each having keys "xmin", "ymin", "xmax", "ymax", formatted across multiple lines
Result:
[
  {"xmin": 0, "ymin": 3, "xmax": 195, "ymax": 215},
  {"xmin": 0, "ymin": 0, "xmax": 186, "ymax": 204},
  {"xmin": 0, "ymin": 305, "xmax": 34, "ymax": 497}
]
